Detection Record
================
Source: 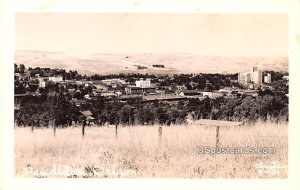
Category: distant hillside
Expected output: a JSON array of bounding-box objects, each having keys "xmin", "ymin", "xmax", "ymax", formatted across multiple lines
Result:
[{"xmin": 15, "ymin": 51, "xmax": 288, "ymax": 75}]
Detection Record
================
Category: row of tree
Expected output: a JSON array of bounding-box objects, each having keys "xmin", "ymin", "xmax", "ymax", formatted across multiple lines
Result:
[{"xmin": 15, "ymin": 88, "xmax": 288, "ymax": 127}]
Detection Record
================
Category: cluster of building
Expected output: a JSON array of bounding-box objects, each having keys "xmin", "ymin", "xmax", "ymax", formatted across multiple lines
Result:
[
  {"xmin": 15, "ymin": 66, "xmax": 286, "ymax": 106},
  {"xmin": 34, "ymin": 74, "xmax": 249, "ymax": 101},
  {"xmin": 125, "ymin": 79, "xmax": 156, "ymax": 95},
  {"xmin": 38, "ymin": 75, "xmax": 63, "ymax": 88},
  {"xmin": 238, "ymin": 67, "xmax": 271, "ymax": 88},
  {"xmin": 37, "ymin": 76, "xmax": 158, "ymax": 97}
]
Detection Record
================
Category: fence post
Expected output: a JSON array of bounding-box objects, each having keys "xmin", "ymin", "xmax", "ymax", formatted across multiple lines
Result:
[
  {"xmin": 53, "ymin": 124, "xmax": 56, "ymax": 136},
  {"xmin": 115, "ymin": 124, "xmax": 118, "ymax": 139},
  {"xmin": 82, "ymin": 123, "xmax": 85, "ymax": 138},
  {"xmin": 52, "ymin": 119, "xmax": 56, "ymax": 137},
  {"xmin": 216, "ymin": 125, "xmax": 220, "ymax": 147},
  {"xmin": 158, "ymin": 126, "xmax": 162, "ymax": 145}
]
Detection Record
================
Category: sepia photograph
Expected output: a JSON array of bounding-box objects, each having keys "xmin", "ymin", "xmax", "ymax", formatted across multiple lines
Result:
[{"xmin": 13, "ymin": 13, "xmax": 289, "ymax": 178}]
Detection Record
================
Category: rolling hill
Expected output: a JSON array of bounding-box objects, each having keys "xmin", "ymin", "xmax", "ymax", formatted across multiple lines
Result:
[{"xmin": 15, "ymin": 51, "xmax": 288, "ymax": 75}]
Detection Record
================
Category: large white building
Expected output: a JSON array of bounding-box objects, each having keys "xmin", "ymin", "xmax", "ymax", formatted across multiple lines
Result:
[
  {"xmin": 38, "ymin": 79, "xmax": 46, "ymax": 88},
  {"xmin": 136, "ymin": 79, "xmax": 151, "ymax": 88},
  {"xmin": 264, "ymin": 73, "xmax": 272, "ymax": 83},
  {"xmin": 238, "ymin": 67, "xmax": 262, "ymax": 86},
  {"xmin": 38, "ymin": 77, "xmax": 50, "ymax": 88},
  {"xmin": 49, "ymin": 75, "xmax": 63, "ymax": 83},
  {"xmin": 38, "ymin": 75, "xmax": 63, "ymax": 88}
]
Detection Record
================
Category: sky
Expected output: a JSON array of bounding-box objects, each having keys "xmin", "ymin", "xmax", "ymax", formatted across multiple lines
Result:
[{"xmin": 15, "ymin": 13, "xmax": 288, "ymax": 57}]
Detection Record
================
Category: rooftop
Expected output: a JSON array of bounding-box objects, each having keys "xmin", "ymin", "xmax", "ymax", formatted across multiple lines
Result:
[{"xmin": 80, "ymin": 110, "xmax": 93, "ymax": 116}]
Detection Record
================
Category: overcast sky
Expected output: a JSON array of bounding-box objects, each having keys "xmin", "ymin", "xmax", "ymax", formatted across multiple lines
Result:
[{"xmin": 15, "ymin": 13, "xmax": 288, "ymax": 57}]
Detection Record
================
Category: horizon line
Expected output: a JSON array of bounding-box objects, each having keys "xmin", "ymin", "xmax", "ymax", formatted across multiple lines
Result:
[{"xmin": 15, "ymin": 50, "xmax": 289, "ymax": 58}]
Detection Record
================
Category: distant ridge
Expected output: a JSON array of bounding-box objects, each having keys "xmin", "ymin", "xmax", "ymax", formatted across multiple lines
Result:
[{"xmin": 15, "ymin": 50, "xmax": 288, "ymax": 75}]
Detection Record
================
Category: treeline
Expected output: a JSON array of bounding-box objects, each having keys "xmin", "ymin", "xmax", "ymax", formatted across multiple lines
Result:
[
  {"xmin": 153, "ymin": 64, "xmax": 165, "ymax": 68},
  {"xmin": 15, "ymin": 63, "xmax": 86, "ymax": 80},
  {"xmin": 137, "ymin": 66, "xmax": 148, "ymax": 70},
  {"xmin": 15, "ymin": 87, "xmax": 288, "ymax": 127}
]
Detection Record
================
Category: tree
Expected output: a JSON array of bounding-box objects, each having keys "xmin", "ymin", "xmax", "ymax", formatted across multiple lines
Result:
[
  {"xmin": 46, "ymin": 91, "xmax": 77, "ymax": 126},
  {"xmin": 15, "ymin": 82, "xmax": 26, "ymax": 94},
  {"xmin": 19, "ymin": 64, "xmax": 25, "ymax": 73},
  {"xmin": 14, "ymin": 63, "xmax": 18, "ymax": 73},
  {"xmin": 136, "ymin": 105, "xmax": 155, "ymax": 125},
  {"xmin": 156, "ymin": 106, "xmax": 170, "ymax": 125},
  {"xmin": 187, "ymin": 98, "xmax": 201, "ymax": 112},
  {"xmin": 258, "ymin": 89, "xmax": 274, "ymax": 96}
]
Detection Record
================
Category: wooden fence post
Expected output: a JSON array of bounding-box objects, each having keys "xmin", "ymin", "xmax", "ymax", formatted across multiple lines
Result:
[
  {"xmin": 52, "ymin": 119, "xmax": 57, "ymax": 137},
  {"xmin": 158, "ymin": 126, "xmax": 162, "ymax": 145},
  {"xmin": 115, "ymin": 124, "xmax": 118, "ymax": 139},
  {"xmin": 82, "ymin": 124, "xmax": 85, "ymax": 138},
  {"xmin": 53, "ymin": 125, "xmax": 56, "ymax": 137},
  {"xmin": 216, "ymin": 125, "xmax": 220, "ymax": 147}
]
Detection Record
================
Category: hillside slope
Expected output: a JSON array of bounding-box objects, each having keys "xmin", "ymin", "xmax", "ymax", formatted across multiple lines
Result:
[{"xmin": 15, "ymin": 51, "xmax": 288, "ymax": 75}]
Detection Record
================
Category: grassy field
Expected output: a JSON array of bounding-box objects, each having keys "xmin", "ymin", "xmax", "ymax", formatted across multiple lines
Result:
[{"xmin": 15, "ymin": 121, "xmax": 288, "ymax": 178}]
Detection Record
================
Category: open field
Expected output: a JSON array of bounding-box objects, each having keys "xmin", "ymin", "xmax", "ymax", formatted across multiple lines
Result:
[{"xmin": 15, "ymin": 121, "xmax": 288, "ymax": 178}]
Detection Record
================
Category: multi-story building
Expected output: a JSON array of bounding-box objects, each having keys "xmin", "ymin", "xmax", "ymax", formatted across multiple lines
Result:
[
  {"xmin": 238, "ymin": 72, "xmax": 251, "ymax": 86},
  {"xmin": 38, "ymin": 75, "xmax": 64, "ymax": 88},
  {"xmin": 38, "ymin": 77, "xmax": 49, "ymax": 88},
  {"xmin": 123, "ymin": 79, "xmax": 155, "ymax": 95},
  {"xmin": 264, "ymin": 73, "xmax": 272, "ymax": 83},
  {"xmin": 238, "ymin": 67, "xmax": 262, "ymax": 86},
  {"xmin": 49, "ymin": 75, "xmax": 63, "ymax": 83},
  {"xmin": 39, "ymin": 80, "xmax": 46, "ymax": 88},
  {"xmin": 136, "ymin": 79, "xmax": 151, "ymax": 88},
  {"xmin": 252, "ymin": 70, "xmax": 263, "ymax": 85}
]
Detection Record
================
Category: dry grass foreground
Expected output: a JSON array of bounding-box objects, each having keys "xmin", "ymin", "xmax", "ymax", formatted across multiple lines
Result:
[{"xmin": 15, "ymin": 121, "xmax": 288, "ymax": 178}]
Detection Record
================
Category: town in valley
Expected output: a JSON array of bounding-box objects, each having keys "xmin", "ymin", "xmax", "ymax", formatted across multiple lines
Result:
[{"xmin": 14, "ymin": 63, "xmax": 289, "ymax": 127}]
